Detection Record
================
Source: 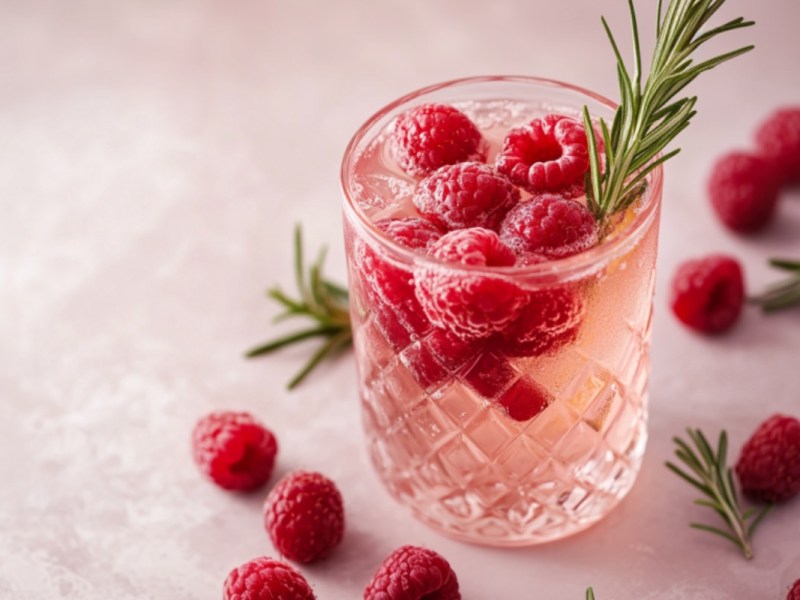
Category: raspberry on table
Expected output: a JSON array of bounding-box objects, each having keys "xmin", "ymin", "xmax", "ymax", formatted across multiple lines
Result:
[
  {"xmin": 787, "ymin": 579, "xmax": 800, "ymax": 600},
  {"xmin": 415, "ymin": 228, "xmax": 528, "ymax": 340},
  {"xmin": 499, "ymin": 194, "xmax": 598, "ymax": 259},
  {"xmin": 364, "ymin": 545, "xmax": 460, "ymax": 600},
  {"xmin": 413, "ymin": 162, "xmax": 520, "ymax": 231},
  {"xmin": 495, "ymin": 113, "xmax": 592, "ymax": 197},
  {"xmin": 392, "ymin": 103, "xmax": 487, "ymax": 177},
  {"xmin": 263, "ymin": 471, "xmax": 345, "ymax": 563},
  {"xmin": 708, "ymin": 151, "xmax": 780, "ymax": 233},
  {"xmin": 670, "ymin": 255, "xmax": 744, "ymax": 334},
  {"xmin": 735, "ymin": 414, "xmax": 800, "ymax": 503},
  {"xmin": 223, "ymin": 556, "xmax": 315, "ymax": 600},
  {"xmin": 191, "ymin": 411, "xmax": 278, "ymax": 492},
  {"xmin": 499, "ymin": 285, "xmax": 584, "ymax": 357},
  {"xmin": 755, "ymin": 107, "xmax": 800, "ymax": 185}
]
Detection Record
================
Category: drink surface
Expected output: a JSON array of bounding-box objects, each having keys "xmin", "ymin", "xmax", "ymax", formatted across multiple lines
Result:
[{"xmin": 343, "ymin": 85, "xmax": 661, "ymax": 546}]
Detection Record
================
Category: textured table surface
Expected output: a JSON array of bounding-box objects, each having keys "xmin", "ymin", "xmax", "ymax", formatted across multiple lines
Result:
[{"xmin": 2, "ymin": 1, "xmax": 800, "ymax": 598}]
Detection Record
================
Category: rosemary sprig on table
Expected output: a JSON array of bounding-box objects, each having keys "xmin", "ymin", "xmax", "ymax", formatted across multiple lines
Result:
[
  {"xmin": 666, "ymin": 428, "xmax": 772, "ymax": 559},
  {"xmin": 245, "ymin": 226, "xmax": 352, "ymax": 389},
  {"xmin": 749, "ymin": 258, "xmax": 800, "ymax": 312},
  {"xmin": 584, "ymin": 0, "xmax": 754, "ymax": 220},
  {"xmin": 586, "ymin": 588, "xmax": 596, "ymax": 600}
]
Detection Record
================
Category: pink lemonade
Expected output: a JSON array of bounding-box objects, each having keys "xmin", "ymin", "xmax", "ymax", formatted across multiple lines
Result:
[{"xmin": 341, "ymin": 77, "xmax": 662, "ymax": 546}]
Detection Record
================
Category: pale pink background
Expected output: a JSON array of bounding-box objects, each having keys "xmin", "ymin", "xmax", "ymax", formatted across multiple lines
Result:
[{"xmin": 2, "ymin": 1, "xmax": 799, "ymax": 598}]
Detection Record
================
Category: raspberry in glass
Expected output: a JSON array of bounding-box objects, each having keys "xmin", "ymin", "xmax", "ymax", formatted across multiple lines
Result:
[
  {"xmin": 499, "ymin": 286, "xmax": 584, "ymax": 357},
  {"xmin": 670, "ymin": 255, "xmax": 744, "ymax": 334},
  {"xmin": 192, "ymin": 411, "xmax": 278, "ymax": 492},
  {"xmin": 735, "ymin": 414, "xmax": 800, "ymax": 503},
  {"xmin": 708, "ymin": 151, "xmax": 780, "ymax": 233},
  {"xmin": 263, "ymin": 471, "xmax": 345, "ymax": 563},
  {"xmin": 392, "ymin": 103, "xmax": 487, "ymax": 176},
  {"xmin": 755, "ymin": 107, "xmax": 800, "ymax": 185},
  {"xmin": 499, "ymin": 193, "xmax": 598, "ymax": 259},
  {"xmin": 223, "ymin": 557, "xmax": 315, "ymax": 600},
  {"xmin": 364, "ymin": 545, "xmax": 460, "ymax": 600},
  {"xmin": 496, "ymin": 113, "xmax": 591, "ymax": 197},
  {"xmin": 415, "ymin": 228, "xmax": 528, "ymax": 340},
  {"xmin": 413, "ymin": 161, "xmax": 520, "ymax": 231}
]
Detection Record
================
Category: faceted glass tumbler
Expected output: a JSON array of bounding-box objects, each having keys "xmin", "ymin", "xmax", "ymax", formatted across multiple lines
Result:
[{"xmin": 340, "ymin": 76, "xmax": 663, "ymax": 546}]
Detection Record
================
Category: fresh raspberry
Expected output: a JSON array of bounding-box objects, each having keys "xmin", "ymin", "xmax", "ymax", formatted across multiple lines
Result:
[
  {"xmin": 401, "ymin": 328, "xmax": 484, "ymax": 391},
  {"xmin": 415, "ymin": 228, "xmax": 527, "ymax": 340},
  {"xmin": 364, "ymin": 545, "xmax": 460, "ymax": 600},
  {"xmin": 264, "ymin": 471, "xmax": 345, "ymax": 563},
  {"xmin": 392, "ymin": 103, "xmax": 487, "ymax": 177},
  {"xmin": 787, "ymin": 579, "xmax": 800, "ymax": 600},
  {"xmin": 735, "ymin": 414, "xmax": 800, "ymax": 503},
  {"xmin": 192, "ymin": 411, "xmax": 278, "ymax": 492},
  {"xmin": 670, "ymin": 255, "xmax": 744, "ymax": 334},
  {"xmin": 708, "ymin": 152, "xmax": 780, "ymax": 233},
  {"xmin": 413, "ymin": 162, "xmax": 520, "ymax": 231},
  {"xmin": 499, "ymin": 194, "xmax": 598, "ymax": 259},
  {"xmin": 497, "ymin": 377, "xmax": 552, "ymax": 422},
  {"xmin": 496, "ymin": 114, "xmax": 591, "ymax": 197},
  {"xmin": 223, "ymin": 557, "xmax": 315, "ymax": 600},
  {"xmin": 357, "ymin": 218, "xmax": 443, "ymax": 350},
  {"xmin": 755, "ymin": 107, "xmax": 800, "ymax": 185},
  {"xmin": 499, "ymin": 286, "xmax": 584, "ymax": 357}
]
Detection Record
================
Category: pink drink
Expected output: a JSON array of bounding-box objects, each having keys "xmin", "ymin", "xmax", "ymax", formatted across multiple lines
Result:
[{"xmin": 341, "ymin": 77, "xmax": 662, "ymax": 546}]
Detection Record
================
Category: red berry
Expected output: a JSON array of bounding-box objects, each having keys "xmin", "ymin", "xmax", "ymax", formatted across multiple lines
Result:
[
  {"xmin": 413, "ymin": 162, "xmax": 520, "ymax": 231},
  {"xmin": 755, "ymin": 107, "xmax": 800, "ymax": 185},
  {"xmin": 735, "ymin": 414, "xmax": 800, "ymax": 503},
  {"xmin": 708, "ymin": 152, "xmax": 780, "ymax": 233},
  {"xmin": 500, "ymin": 286, "xmax": 584, "ymax": 357},
  {"xmin": 787, "ymin": 579, "xmax": 800, "ymax": 600},
  {"xmin": 223, "ymin": 557, "xmax": 315, "ymax": 600},
  {"xmin": 497, "ymin": 377, "xmax": 552, "ymax": 422},
  {"xmin": 364, "ymin": 545, "xmax": 460, "ymax": 600},
  {"xmin": 357, "ymin": 218, "xmax": 443, "ymax": 350},
  {"xmin": 264, "ymin": 471, "xmax": 345, "ymax": 563},
  {"xmin": 496, "ymin": 114, "xmax": 591, "ymax": 197},
  {"xmin": 499, "ymin": 194, "xmax": 598, "ymax": 259},
  {"xmin": 392, "ymin": 103, "xmax": 487, "ymax": 176},
  {"xmin": 402, "ymin": 328, "xmax": 485, "ymax": 391},
  {"xmin": 670, "ymin": 255, "xmax": 744, "ymax": 334},
  {"xmin": 192, "ymin": 411, "xmax": 278, "ymax": 492},
  {"xmin": 415, "ymin": 228, "xmax": 527, "ymax": 340}
]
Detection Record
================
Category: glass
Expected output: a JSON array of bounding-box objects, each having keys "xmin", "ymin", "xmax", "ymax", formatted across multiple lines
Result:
[{"xmin": 340, "ymin": 76, "xmax": 662, "ymax": 546}]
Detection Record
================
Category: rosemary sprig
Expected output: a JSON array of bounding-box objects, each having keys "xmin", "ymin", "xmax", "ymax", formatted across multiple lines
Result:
[
  {"xmin": 584, "ymin": 0, "xmax": 754, "ymax": 220},
  {"xmin": 586, "ymin": 588, "xmax": 596, "ymax": 600},
  {"xmin": 749, "ymin": 258, "xmax": 800, "ymax": 312},
  {"xmin": 245, "ymin": 226, "xmax": 352, "ymax": 389},
  {"xmin": 666, "ymin": 428, "xmax": 772, "ymax": 559}
]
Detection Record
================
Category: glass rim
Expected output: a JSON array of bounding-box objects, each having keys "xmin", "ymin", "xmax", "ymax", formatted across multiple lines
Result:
[{"xmin": 340, "ymin": 75, "xmax": 663, "ymax": 278}]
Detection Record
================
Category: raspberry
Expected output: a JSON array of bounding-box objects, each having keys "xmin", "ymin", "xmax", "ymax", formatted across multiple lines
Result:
[
  {"xmin": 401, "ymin": 328, "xmax": 484, "ymax": 391},
  {"xmin": 497, "ymin": 377, "xmax": 552, "ymax": 422},
  {"xmin": 499, "ymin": 286, "xmax": 584, "ymax": 357},
  {"xmin": 357, "ymin": 218, "xmax": 443, "ymax": 350},
  {"xmin": 788, "ymin": 579, "xmax": 800, "ymax": 600},
  {"xmin": 413, "ymin": 162, "xmax": 520, "ymax": 231},
  {"xmin": 223, "ymin": 557, "xmax": 315, "ymax": 600},
  {"xmin": 755, "ymin": 107, "xmax": 800, "ymax": 185},
  {"xmin": 735, "ymin": 414, "xmax": 800, "ymax": 503},
  {"xmin": 499, "ymin": 194, "xmax": 598, "ymax": 259},
  {"xmin": 264, "ymin": 471, "xmax": 345, "ymax": 563},
  {"xmin": 415, "ymin": 228, "xmax": 528, "ymax": 340},
  {"xmin": 496, "ymin": 114, "xmax": 591, "ymax": 197},
  {"xmin": 392, "ymin": 103, "xmax": 487, "ymax": 177},
  {"xmin": 364, "ymin": 545, "xmax": 460, "ymax": 600},
  {"xmin": 670, "ymin": 255, "xmax": 744, "ymax": 334},
  {"xmin": 708, "ymin": 152, "xmax": 780, "ymax": 233},
  {"xmin": 191, "ymin": 411, "xmax": 278, "ymax": 492}
]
